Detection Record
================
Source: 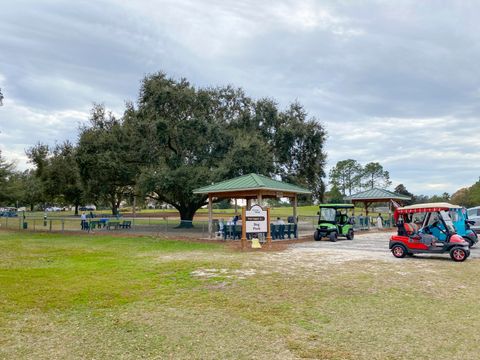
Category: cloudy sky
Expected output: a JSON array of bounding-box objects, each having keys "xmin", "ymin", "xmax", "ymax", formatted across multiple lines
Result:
[{"xmin": 1, "ymin": 0, "xmax": 479, "ymax": 195}]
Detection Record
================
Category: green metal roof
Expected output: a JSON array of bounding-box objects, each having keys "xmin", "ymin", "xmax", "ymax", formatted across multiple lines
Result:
[
  {"xmin": 343, "ymin": 188, "xmax": 411, "ymax": 201},
  {"xmin": 193, "ymin": 173, "xmax": 311, "ymax": 194}
]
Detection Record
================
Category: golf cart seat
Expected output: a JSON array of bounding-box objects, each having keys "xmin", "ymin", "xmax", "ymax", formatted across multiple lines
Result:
[
  {"xmin": 400, "ymin": 223, "xmax": 419, "ymax": 236},
  {"xmin": 340, "ymin": 214, "xmax": 349, "ymax": 225}
]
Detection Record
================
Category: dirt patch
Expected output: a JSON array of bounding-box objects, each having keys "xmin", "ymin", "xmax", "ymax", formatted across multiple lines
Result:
[
  {"xmin": 244, "ymin": 232, "xmax": 398, "ymax": 274},
  {"xmin": 191, "ymin": 268, "xmax": 260, "ymax": 280}
]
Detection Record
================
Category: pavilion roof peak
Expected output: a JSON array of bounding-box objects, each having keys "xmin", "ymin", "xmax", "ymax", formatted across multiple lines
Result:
[
  {"xmin": 193, "ymin": 173, "xmax": 311, "ymax": 195},
  {"xmin": 344, "ymin": 187, "xmax": 411, "ymax": 201}
]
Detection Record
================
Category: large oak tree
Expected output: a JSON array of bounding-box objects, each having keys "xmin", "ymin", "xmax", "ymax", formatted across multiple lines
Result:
[{"xmin": 90, "ymin": 73, "xmax": 328, "ymax": 224}]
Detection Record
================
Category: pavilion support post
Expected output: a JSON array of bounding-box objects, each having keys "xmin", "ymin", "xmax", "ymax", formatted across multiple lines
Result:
[
  {"xmin": 257, "ymin": 194, "xmax": 262, "ymax": 206},
  {"xmin": 388, "ymin": 201, "xmax": 392, "ymax": 228},
  {"xmin": 364, "ymin": 201, "xmax": 371, "ymax": 229},
  {"xmin": 247, "ymin": 199, "xmax": 251, "ymax": 210},
  {"xmin": 293, "ymin": 195, "xmax": 298, "ymax": 238},
  {"xmin": 208, "ymin": 194, "xmax": 213, "ymax": 239},
  {"xmin": 266, "ymin": 207, "xmax": 272, "ymax": 247},
  {"xmin": 241, "ymin": 207, "xmax": 247, "ymax": 249}
]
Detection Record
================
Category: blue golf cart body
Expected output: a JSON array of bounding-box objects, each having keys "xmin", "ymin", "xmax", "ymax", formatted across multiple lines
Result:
[{"xmin": 449, "ymin": 206, "xmax": 478, "ymax": 247}]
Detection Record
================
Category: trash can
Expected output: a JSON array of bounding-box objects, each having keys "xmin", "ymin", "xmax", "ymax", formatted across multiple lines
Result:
[{"xmin": 23, "ymin": 222, "xmax": 28, "ymax": 229}]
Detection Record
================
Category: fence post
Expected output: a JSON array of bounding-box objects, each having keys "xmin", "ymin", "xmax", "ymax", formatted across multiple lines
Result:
[
  {"xmin": 61, "ymin": 219, "xmax": 64, "ymax": 232},
  {"xmin": 6, "ymin": 217, "xmax": 8, "ymax": 229},
  {"xmin": 49, "ymin": 220, "xmax": 52, "ymax": 232}
]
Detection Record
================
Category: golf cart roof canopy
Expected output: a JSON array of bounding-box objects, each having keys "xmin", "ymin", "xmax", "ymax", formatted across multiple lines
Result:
[
  {"xmin": 319, "ymin": 204, "xmax": 354, "ymax": 209},
  {"xmin": 396, "ymin": 202, "xmax": 462, "ymax": 214}
]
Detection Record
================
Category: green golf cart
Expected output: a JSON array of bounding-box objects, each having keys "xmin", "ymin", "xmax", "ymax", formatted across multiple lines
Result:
[{"xmin": 314, "ymin": 204, "xmax": 355, "ymax": 242}]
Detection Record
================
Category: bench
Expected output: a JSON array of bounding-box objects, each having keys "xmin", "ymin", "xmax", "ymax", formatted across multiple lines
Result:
[
  {"xmin": 119, "ymin": 220, "xmax": 132, "ymax": 229},
  {"xmin": 270, "ymin": 223, "xmax": 297, "ymax": 239},
  {"xmin": 222, "ymin": 224, "xmax": 242, "ymax": 239},
  {"xmin": 107, "ymin": 221, "xmax": 120, "ymax": 230},
  {"xmin": 89, "ymin": 220, "xmax": 101, "ymax": 230}
]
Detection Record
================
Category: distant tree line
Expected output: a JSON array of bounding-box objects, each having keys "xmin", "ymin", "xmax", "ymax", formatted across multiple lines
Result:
[
  {"xmin": 0, "ymin": 73, "xmax": 328, "ymax": 223},
  {"xmin": 323, "ymin": 159, "xmax": 471, "ymax": 206},
  {"xmin": 450, "ymin": 179, "xmax": 480, "ymax": 207}
]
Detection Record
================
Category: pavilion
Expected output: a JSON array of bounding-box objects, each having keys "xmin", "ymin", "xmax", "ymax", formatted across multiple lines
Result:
[
  {"xmin": 193, "ymin": 173, "xmax": 311, "ymax": 238},
  {"xmin": 344, "ymin": 188, "xmax": 412, "ymax": 227}
]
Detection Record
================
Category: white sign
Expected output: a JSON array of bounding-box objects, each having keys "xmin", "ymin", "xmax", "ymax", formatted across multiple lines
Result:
[{"xmin": 245, "ymin": 205, "xmax": 267, "ymax": 233}]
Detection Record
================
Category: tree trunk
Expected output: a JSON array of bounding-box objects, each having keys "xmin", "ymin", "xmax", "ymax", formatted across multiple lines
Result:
[
  {"xmin": 74, "ymin": 204, "xmax": 79, "ymax": 216},
  {"xmin": 111, "ymin": 200, "xmax": 118, "ymax": 216},
  {"xmin": 176, "ymin": 206, "xmax": 199, "ymax": 228},
  {"xmin": 110, "ymin": 193, "xmax": 122, "ymax": 216}
]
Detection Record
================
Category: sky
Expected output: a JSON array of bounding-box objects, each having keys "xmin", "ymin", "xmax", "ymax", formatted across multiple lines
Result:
[{"xmin": 1, "ymin": 0, "xmax": 479, "ymax": 196}]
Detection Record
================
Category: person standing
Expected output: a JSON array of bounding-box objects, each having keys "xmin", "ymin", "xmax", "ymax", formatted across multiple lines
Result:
[
  {"xmin": 377, "ymin": 213, "xmax": 384, "ymax": 229},
  {"xmin": 359, "ymin": 213, "xmax": 364, "ymax": 229},
  {"xmin": 81, "ymin": 212, "xmax": 87, "ymax": 230}
]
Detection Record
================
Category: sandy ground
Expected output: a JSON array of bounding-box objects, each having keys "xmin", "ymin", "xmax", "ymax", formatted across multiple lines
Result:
[
  {"xmin": 178, "ymin": 230, "xmax": 480, "ymax": 280},
  {"xmin": 255, "ymin": 230, "xmax": 480, "ymax": 272}
]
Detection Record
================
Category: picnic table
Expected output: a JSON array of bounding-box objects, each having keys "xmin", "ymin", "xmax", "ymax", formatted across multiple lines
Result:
[
  {"xmin": 107, "ymin": 221, "xmax": 120, "ymax": 230},
  {"xmin": 219, "ymin": 223, "xmax": 297, "ymax": 240}
]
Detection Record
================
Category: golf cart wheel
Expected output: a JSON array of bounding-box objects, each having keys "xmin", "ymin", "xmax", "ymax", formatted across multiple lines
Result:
[
  {"xmin": 314, "ymin": 230, "xmax": 321, "ymax": 241},
  {"xmin": 391, "ymin": 244, "xmax": 407, "ymax": 258},
  {"xmin": 346, "ymin": 229, "xmax": 354, "ymax": 240},
  {"xmin": 450, "ymin": 247, "xmax": 467, "ymax": 262},
  {"xmin": 329, "ymin": 232, "xmax": 337, "ymax": 242}
]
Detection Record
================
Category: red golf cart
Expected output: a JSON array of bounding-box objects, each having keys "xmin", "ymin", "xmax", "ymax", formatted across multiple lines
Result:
[{"xmin": 389, "ymin": 203, "xmax": 470, "ymax": 262}]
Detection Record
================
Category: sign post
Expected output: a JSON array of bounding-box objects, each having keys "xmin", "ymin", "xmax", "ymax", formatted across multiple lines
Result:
[
  {"xmin": 242, "ymin": 204, "xmax": 268, "ymax": 249},
  {"xmin": 241, "ymin": 207, "xmax": 247, "ymax": 249},
  {"xmin": 266, "ymin": 207, "xmax": 272, "ymax": 247}
]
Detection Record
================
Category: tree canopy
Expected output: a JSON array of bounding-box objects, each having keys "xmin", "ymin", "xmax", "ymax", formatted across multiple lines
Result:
[
  {"xmin": 75, "ymin": 73, "xmax": 327, "ymax": 221},
  {"xmin": 329, "ymin": 159, "xmax": 363, "ymax": 196},
  {"xmin": 330, "ymin": 159, "xmax": 392, "ymax": 196},
  {"xmin": 362, "ymin": 162, "xmax": 391, "ymax": 189},
  {"xmin": 27, "ymin": 142, "xmax": 84, "ymax": 214},
  {"xmin": 0, "ymin": 150, "xmax": 16, "ymax": 204},
  {"xmin": 451, "ymin": 179, "xmax": 480, "ymax": 207},
  {"xmin": 130, "ymin": 73, "xmax": 326, "ymax": 222},
  {"xmin": 76, "ymin": 105, "xmax": 139, "ymax": 215}
]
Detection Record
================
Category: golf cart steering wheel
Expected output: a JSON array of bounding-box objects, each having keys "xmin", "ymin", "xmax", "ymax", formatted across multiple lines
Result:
[{"xmin": 431, "ymin": 221, "xmax": 447, "ymax": 235}]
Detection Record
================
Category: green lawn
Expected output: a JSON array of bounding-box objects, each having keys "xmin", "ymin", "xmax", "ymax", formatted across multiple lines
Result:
[{"xmin": 1, "ymin": 231, "xmax": 479, "ymax": 359}]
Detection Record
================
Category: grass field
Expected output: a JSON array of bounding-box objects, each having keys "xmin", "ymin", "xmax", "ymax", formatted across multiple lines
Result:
[{"xmin": 2, "ymin": 231, "xmax": 479, "ymax": 359}]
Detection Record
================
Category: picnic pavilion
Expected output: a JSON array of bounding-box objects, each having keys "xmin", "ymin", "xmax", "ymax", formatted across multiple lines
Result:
[
  {"xmin": 192, "ymin": 173, "xmax": 311, "ymax": 238},
  {"xmin": 343, "ymin": 188, "xmax": 411, "ymax": 227}
]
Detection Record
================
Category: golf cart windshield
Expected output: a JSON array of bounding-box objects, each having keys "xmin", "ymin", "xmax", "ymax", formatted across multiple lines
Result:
[
  {"xmin": 319, "ymin": 208, "xmax": 336, "ymax": 222},
  {"xmin": 440, "ymin": 210, "xmax": 456, "ymax": 233}
]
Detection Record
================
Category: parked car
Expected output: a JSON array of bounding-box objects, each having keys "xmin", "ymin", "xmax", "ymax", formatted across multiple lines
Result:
[
  {"xmin": 79, "ymin": 205, "xmax": 96, "ymax": 211},
  {"xmin": 0, "ymin": 208, "xmax": 18, "ymax": 217},
  {"xmin": 467, "ymin": 206, "xmax": 480, "ymax": 234},
  {"xmin": 45, "ymin": 206, "xmax": 62, "ymax": 212}
]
